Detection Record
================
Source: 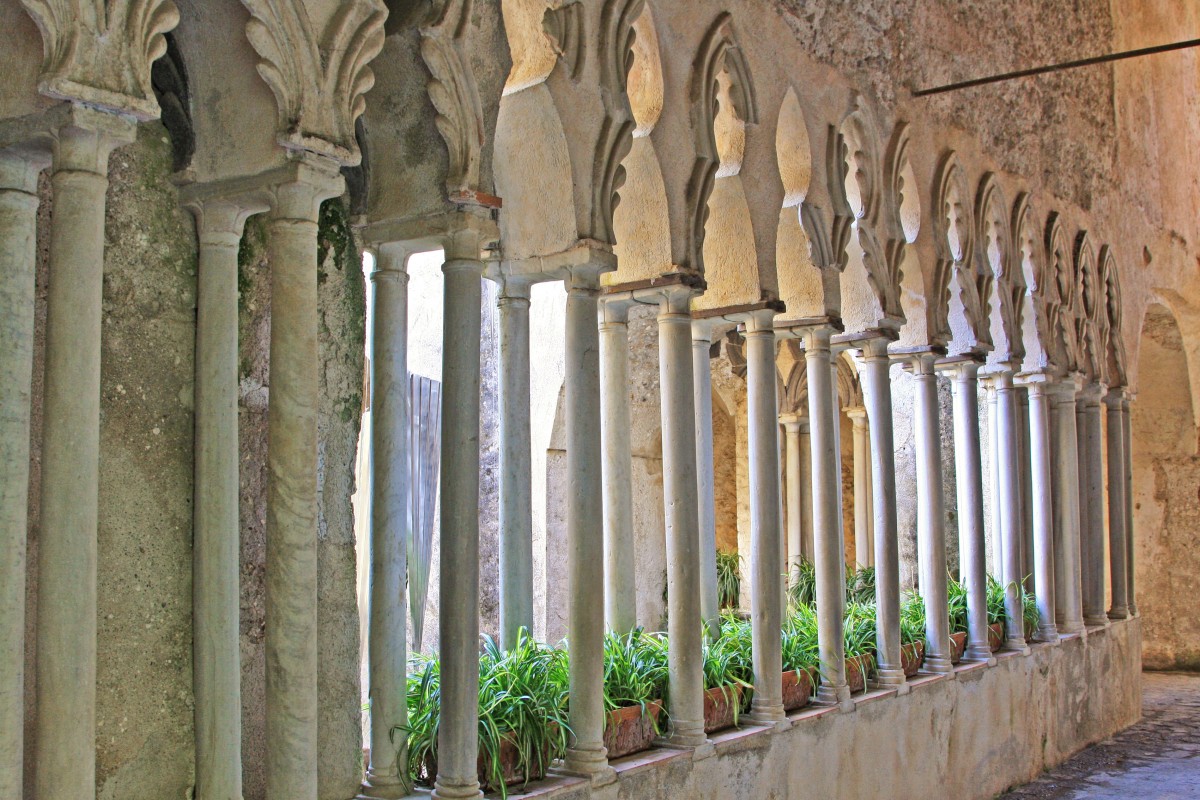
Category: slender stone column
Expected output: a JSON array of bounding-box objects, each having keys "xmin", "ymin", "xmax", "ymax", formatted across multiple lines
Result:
[
  {"xmin": 498, "ymin": 281, "xmax": 534, "ymax": 648},
  {"xmin": 692, "ymin": 319, "xmax": 721, "ymax": 636},
  {"xmin": 600, "ymin": 300, "xmax": 637, "ymax": 632},
  {"xmin": 434, "ymin": 223, "xmax": 487, "ymax": 799},
  {"xmin": 799, "ymin": 422, "xmax": 814, "ymax": 561},
  {"xmin": 1080, "ymin": 383, "xmax": 1109, "ymax": 626},
  {"xmin": 949, "ymin": 362, "xmax": 992, "ymax": 662},
  {"xmin": 657, "ymin": 287, "xmax": 706, "ymax": 745},
  {"xmin": 360, "ymin": 242, "xmax": 413, "ymax": 798},
  {"xmin": 911, "ymin": 353, "xmax": 953, "ymax": 673},
  {"xmin": 1122, "ymin": 398, "xmax": 1137, "ymax": 615},
  {"xmin": 35, "ymin": 109, "xmax": 135, "ymax": 800},
  {"xmin": 1052, "ymin": 379, "xmax": 1085, "ymax": 634},
  {"xmin": 0, "ymin": 149, "xmax": 46, "ymax": 800},
  {"xmin": 188, "ymin": 197, "xmax": 263, "ymax": 800},
  {"xmin": 262, "ymin": 164, "xmax": 343, "ymax": 800},
  {"xmin": 859, "ymin": 338, "xmax": 904, "ymax": 687},
  {"xmin": 1024, "ymin": 379, "xmax": 1059, "ymax": 642},
  {"xmin": 847, "ymin": 407, "xmax": 872, "ymax": 569},
  {"xmin": 781, "ymin": 415, "xmax": 804, "ymax": 574},
  {"xmin": 563, "ymin": 267, "xmax": 615, "ymax": 780},
  {"xmin": 805, "ymin": 328, "xmax": 851, "ymax": 706},
  {"xmin": 994, "ymin": 371, "xmax": 1029, "ymax": 651},
  {"xmin": 987, "ymin": 383, "xmax": 1003, "ymax": 577},
  {"xmin": 1017, "ymin": 389, "xmax": 1034, "ymax": 589},
  {"xmin": 1105, "ymin": 389, "xmax": 1130, "ymax": 620},
  {"xmin": 744, "ymin": 311, "xmax": 784, "ymax": 722}
]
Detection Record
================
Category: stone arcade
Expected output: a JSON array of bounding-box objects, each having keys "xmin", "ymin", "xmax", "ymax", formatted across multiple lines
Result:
[{"xmin": 2, "ymin": 1, "xmax": 1198, "ymax": 799}]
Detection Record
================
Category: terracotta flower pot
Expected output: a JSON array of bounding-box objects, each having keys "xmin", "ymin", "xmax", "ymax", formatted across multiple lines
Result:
[
  {"xmin": 989, "ymin": 622, "xmax": 1005, "ymax": 652},
  {"xmin": 703, "ymin": 684, "xmax": 744, "ymax": 733},
  {"xmin": 901, "ymin": 641, "xmax": 925, "ymax": 677},
  {"xmin": 846, "ymin": 653, "xmax": 874, "ymax": 693},
  {"xmin": 603, "ymin": 700, "xmax": 663, "ymax": 759},
  {"xmin": 950, "ymin": 631, "xmax": 967, "ymax": 665},
  {"xmin": 420, "ymin": 728, "xmax": 554, "ymax": 791},
  {"xmin": 781, "ymin": 668, "xmax": 816, "ymax": 711}
]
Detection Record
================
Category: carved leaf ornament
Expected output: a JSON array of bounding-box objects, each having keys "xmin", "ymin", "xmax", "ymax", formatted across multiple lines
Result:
[
  {"xmin": 242, "ymin": 0, "xmax": 386, "ymax": 166},
  {"xmin": 20, "ymin": 0, "xmax": 181, "ymax": 120}
]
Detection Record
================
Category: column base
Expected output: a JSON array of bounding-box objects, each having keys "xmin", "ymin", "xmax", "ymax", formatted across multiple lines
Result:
[
  {"xmin": 1003, "ymin": 637, "xmax": 1032, "ymax": 655},
  {"xmin": 562, "ymin": 745, "xmax": 615, "ymax": 785},
  {"xmin": 746, "ymin": 700, "xmax": 786, "ymax": 726},
  {"xmin": 923, "ymin": 655, "xmax": 954, "ymax": 674},
  {"xmin": 1107, "ymin": 606, "xmax": 1130, "ymax": 621},
  {"xmin": 358, "ymin": 772, "xmax": 412, "ymax": 800},
  {"xmin": 1035, "ymin": 624, "xmax": 1061, "ymax": 644},
  {"xmin": 816, "ymin": 681, "xmax": 854, "ymax": 712},
  {"xmin": 963, "ymin": 642, "xmax": 992, "ymax": 662},
  {"xmin": 1085, "ymin": 615, "xmax": 1111, "ymax": 628},
  {"xmin": 874, "ymin": 666, "xmax": 906, "ymax": 688},
  {"xmin": 431, "ymin": 777, "xmax": 483, "ymax": 799},
  {"xmin": 664, "ymin": 722, "xmax": 708, "ymax": 749}
]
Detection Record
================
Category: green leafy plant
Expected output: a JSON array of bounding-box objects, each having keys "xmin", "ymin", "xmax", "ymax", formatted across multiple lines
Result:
[
  {"xmin": 716, "ymin": 550, "xmax": 742, "ymax": 609},
  {"xmin": 900, "ymin": 590, "xmax": 926, "ymax": 645},
  {"xmin": 1022, "ymin": 587, "xmax": 1041, "ymax": 636},
  {"xmin": 781, "ymin": 603, "xmax": 820, "ymax": 673},
  {"xmin": 602, "ymin": 628, "xmax": 667, "ymax": 720},
  {"xmin": 701, "ymin": 613, "xmax": 753, "ymax": 724},
  {"xmin": 985, "ymin": 575, "xmax": 1007, "ymax": 626},
  {"xmin": 788, "ymin": 558, "xmax": 817, "ymax": 608},
  {"xmin": 947, "ymin": 577, "xmax": 969, "ymax": 634},
  {"xmin": 843, "ymin": 601, "xmax": 877, "ymax": 664},
  {"xmin": 846, "ymin": 565, "xmax": 877, "ymax": 605}
]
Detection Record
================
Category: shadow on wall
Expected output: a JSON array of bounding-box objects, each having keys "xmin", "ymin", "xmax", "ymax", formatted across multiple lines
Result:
[{"xmin": 1133, "ymin": 302, "xmax": 1200, "ymax": 670}]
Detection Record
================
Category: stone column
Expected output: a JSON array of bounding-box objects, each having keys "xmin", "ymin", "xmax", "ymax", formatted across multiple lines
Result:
[
  {"xmin": 600, "ymin": 300, "xmax": 637, "ymax": 632},
  {"xmin": 498, "ymin": 281, "xmax": 534, "ymax": 647},
  {"xmin": 847, "ymin": 407, "xmax": 872, "ymax": 569},
  {"xmin": 34, "ymin": 108, "xmax": 136, "ymax": 800},
  {"xmin": 911, "ymin": 353, "xmax": 953, "ymax": 673},
  {"xmin": 1052, "ymin": 379, "xmax": 1085, "ymax": 634},
  {"xmin": 0, "ymin": 149, "xmax": 46, "ymax": 800},
  {"xmin": 360, "ymin": 242, "xmax": 413, "ymax": 798},
  {"xmin": 1017, "ymin": 388, "xmax": 1034, "ymax": 589},
  {"xmin": 1079, "ymin": 383, "xmax": 1109, "ymax": 626},
  {"xmin": 805, "ymin": 328, "xmax": 851, "ymax": 706},
  {"xmin": 986, "ymin": 383, "xmax": 1003, "ymax": 577},
  {"xmin": 744, "ymin": 311, "xmax": 784, "ymax": 723},
  {"xmin": 563, "ymin": 267, "xmax": 616, "ymax": 780},
  {"xmin": 657, "ymin": 286, "xmax": 706, "ymax": 745},
  {"xmin": 1024, "ymin": 379, "xmax": 1059, "ymax": 642},
  {"xmin": 950, "ymin": 362, "xmax": 992, "ymax": 662},
  {"xmin": 781, "ymin": 415, "xmax": 804, "ymax": 574},
  {"xmin": 1122, "ymin": 397, "xmax": 1137, "ymax": 615},
  {"xmin": 188, "ymin": 197, "xmax": 263, "ymax": 800},
  {"xmin": 994, "ymin": 371, "xmax": 1029, "ymax": 651},
  {"xmin": 434, "ymin": 222, "xmax": 487, "ymax": 799},
  {"xmin": 1105, "ymin": 390, "xmax": 1130, "ymax": 620},
  {"xmin": 799, "ymin": 421, "xmax": 814, "ymax": 561},
  {"xmin": 858, "ymin": 338, "xmax": 904, "ymax": 687},
  {"xmin": 262, "ymin": 163, "xmax": 343, "ymax": 800},
  {"xmin": 692, "ymin": 320, "xmax": 721, "ymax": 636}
]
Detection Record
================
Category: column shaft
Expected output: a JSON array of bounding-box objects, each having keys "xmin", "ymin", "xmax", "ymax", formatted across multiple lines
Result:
[
  {"xmin": 1080, "ymin": 387, "xmax": 1108, "ymax": 626},
  {"xmin": 987, "ymin": 385, "xmax": 1003, "ymax": 577},
  {"xmin": 1017, "ymin": 389, "xmax": 1035, "ymax": 589},
  {"xmin": 913, "ymin": 354, "xmax": 953, "ymax": 672},
  {"xmin": 35, "ymin": 114, "xmax": 133, "ymax": 800},
  {"xmin": 848, "ymin": 409, "xmax": 871, "ymax": 569},
  {"xmin": 859, "ymin": 341, "xmax": 903, "ymax": 687},
  {"xmin": 0, "ymin": 153, "xmax": 42, "ymax": 800},
  {"xmin": 264, "ymin": 175, "xmax": 339, "ymax": 800},
  {"xmin": 498, "ymin": 287, "xmax": 534, "ymax": 647},
  {"xmin": 1122, "ymin": 399, "xmax": 1137, "ymax": 615},
  {"xmin": 600, "ymin": 304, "xmax": 637, "ymax": 632},
  {"xmin": 657, "ymin": 295, "xmax": 705, "ymax": 745},
  {"xmin": 362, "ymin": 244, "xmax": 412, "ymax": 797},
  {"xmin": 1025, "ymin": 382, "xmax": 1059, "ymax": 641},
  {"xmin": 783, "ymin": 419, "xmax": 803, "ymax": 574},
  {"xmin": 995, "ymin": 373, "xmax": 1028, "ymax": 649},
  {"xmin": 434, "ymin": 242, "xmax": 486, "ymax": 799},
  {"xmin": 745, "ymin": 314, "xmax": 783, "ymax": 722},
  {"xmin": 191, "ymin": 201, "xmax": 255, "ymax": 800},
  {"xmin": 692, "ymin": 322, "xmax": 721, "ymax": 635},
  {"xmin": 564, "ymin": 274, "xmax": 611, "ymax": 776},
  {"xmin": 1053, "ymin": 383, "xmax": 1085, "ymax": 633},
  {"xmin": 1105, "ymin": 392, "xmax": 1129, "ymax": 619},
  {"xmin": 951, "ymin": 364, "xmax": 991, "ymax": 661},
  {"xmin": 799, "ymin": 425, "xmax": 814, "ymax": 561},
  {"xmin": 805, "ymin": 329, "xmax": 850, "ymax": 705}
]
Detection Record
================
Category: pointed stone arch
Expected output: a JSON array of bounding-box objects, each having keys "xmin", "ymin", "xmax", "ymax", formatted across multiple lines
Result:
[
  {"xmin": 976, "ymin": 173, "xmax": 1022, "ymax": 364},
  {"xmin": 1074, "ymin": 230, "xmax": 1100, "ymax": 379},
  {"xmin": 1100, "ymin": 245, "xmax": 1128, "ymax": 387},
  {"xmin": 933, "ymin": 151, "xmax": 987, "ymax": 352},
  {"xmin": 882, "ymin": 121, "xmax": 921, "ymax": 336},
  {"xmin": 1044, "ymin": 212, "xmax": 1077, "ymax": 372},
  {"xmin": 1013, "ymin": 193, "xmax": 1053, "ymax": 372}
]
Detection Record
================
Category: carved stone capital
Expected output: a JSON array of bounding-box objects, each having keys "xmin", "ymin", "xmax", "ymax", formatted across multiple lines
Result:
[
  {"xmin": 19, "ymin": 0, "xmax": 180, "ymax": 120},
  {"xmin": 241, "ymin": 0, "xmax": 387, "ymax": 166}
]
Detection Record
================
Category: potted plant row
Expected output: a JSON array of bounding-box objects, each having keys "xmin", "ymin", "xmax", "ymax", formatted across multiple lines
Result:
[{"xmin": 601, "ymin": 628, "xmax": 667, "ymax": 759}]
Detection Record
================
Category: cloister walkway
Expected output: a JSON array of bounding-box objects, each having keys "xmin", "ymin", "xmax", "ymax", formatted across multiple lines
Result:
[{"xmin": 1003, "ymin": 672, "xmax": 1200, "ymax": 799}]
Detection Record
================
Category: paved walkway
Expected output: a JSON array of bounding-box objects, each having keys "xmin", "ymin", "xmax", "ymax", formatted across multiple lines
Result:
[{"xmin": 1002, "ymin": 671, "xmax": 1200, "ymax": 799}]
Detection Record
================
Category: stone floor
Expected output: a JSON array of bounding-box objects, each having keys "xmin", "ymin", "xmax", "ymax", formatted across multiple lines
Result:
[{"xmin": 1001, "ymin": 671, "xmax": 1200, "ymax": 799}]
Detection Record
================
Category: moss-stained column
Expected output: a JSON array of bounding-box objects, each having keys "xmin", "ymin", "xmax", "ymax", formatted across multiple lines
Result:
[
  {"xmin": 262, "ymin": 160, "xmax": 343, "ymax": 800},
  {"xmin": 563, "ymin": 263, "xmax": 617, "ymax": 781},
  {"xmin": 35, "ymin": 107, "xmax": 135, "ymax": 800},
  {"xmin": 599, "ymin": 299, "xmax": 637, "ymax": 633},
  {"xmin": 185, "ymin": 195, "xmax": 264, "ymax": 800},
  {"xmin": 692, "ymin": 318, "xmax": 721, "ymax": 637},
  {"xmin": 361, "ymin": 241, "xmax": 414, "ymax": 798},
  {"xmin": 657, "ymin": 285, "xmax": 707, "ymax": 746},
  {"xmin": 0, "ymin": 146, "xmax": 46, "ymax": 800},
  {"xmin": 434, "ymin": 220, "xmax": 487, "ymax": 800}
]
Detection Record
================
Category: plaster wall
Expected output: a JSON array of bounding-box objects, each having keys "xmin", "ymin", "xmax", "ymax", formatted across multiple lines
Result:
[{"xmin": 524, "ymin": 619, "xmax": 1142, "ymax": 800}]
